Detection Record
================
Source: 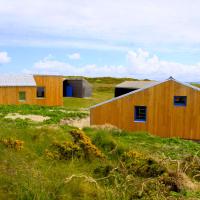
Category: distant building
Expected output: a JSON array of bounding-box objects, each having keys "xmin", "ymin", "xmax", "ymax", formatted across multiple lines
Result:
[
  {"xmin": 63, "ymin": 78, "xmax": 92, "ymax": 98},
  {"xmin": 114, "ymin": 80, "xmax": 158, "ymax": 97},
  {"xmin": 90, "ymin": 77, "xmax": 200, "ymax": 140},
  {"xmin": 0, "ymin": 74, "xmax": 63, "ymax": 106}
]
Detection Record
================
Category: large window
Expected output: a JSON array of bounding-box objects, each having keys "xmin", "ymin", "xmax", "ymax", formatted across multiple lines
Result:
[
  {"xmin": 174, "ymin": 96, "xmax": 187, "ymax": 106},
  {"xmin": 37, "ymin": 87, "xmax": 45, "ymax": 98},
  {"xmin": 19, "ymin": 91, "xmax": 26, "ymax": 101},
  {"xmin": 134, "ymin": 106, "xmax": 147, "ymax": 122}
]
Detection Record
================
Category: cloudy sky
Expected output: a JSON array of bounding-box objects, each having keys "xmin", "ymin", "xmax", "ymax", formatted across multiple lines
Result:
[{"xmin": 1, "ymin": 0, "xmax": 200, "ymax": 81}]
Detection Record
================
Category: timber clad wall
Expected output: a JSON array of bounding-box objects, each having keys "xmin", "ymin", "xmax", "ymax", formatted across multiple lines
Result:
[
  {"xmin": 90, "ymin": 80, "xmax": 200, "ymax": 140},
  {"xmin": 0, "ymin": 87, "xmax": 36, "ymax": 105},
  {"xmin": 0, "ymin": 75, "xmax": 63, "ymax": 106},
  {"xmin": 34, "ymin": 75, "xmax": 63, "ymax": 106}
]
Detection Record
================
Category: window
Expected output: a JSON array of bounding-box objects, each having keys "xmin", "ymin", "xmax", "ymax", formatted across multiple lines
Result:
[
  {"xmin": 134, "ymin": 106, "xmax": 147, "ymax": 122},
  {"xmin": 174, "ymin": 96, "xmax": 187, "ymax": 106},
  {"xmin": 37, "ymin": 87, "xmax": 45, "ymax": 98},
  {"xmin": 19, "ymin": 91, "xmax": 26, "ymax": 101}
]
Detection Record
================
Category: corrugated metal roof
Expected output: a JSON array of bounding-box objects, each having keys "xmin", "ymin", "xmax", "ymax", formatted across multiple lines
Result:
[
  {"xmin": 115, "ymin": 80, "xmax": 158, "ymax": 89},
  {"xmin": 0, "ymin": 74, "xmax": 36, "ymax": 87}
]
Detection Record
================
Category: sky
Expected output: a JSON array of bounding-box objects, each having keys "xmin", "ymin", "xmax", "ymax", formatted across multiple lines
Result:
[{"xmin": 1, "ymin": 0, "xmax": 200, "ymax": 81}]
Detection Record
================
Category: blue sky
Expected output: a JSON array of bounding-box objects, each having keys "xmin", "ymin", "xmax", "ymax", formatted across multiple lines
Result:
[{"xmin": 1, "ymin": 0, "xmax": 200, "ymax": 81}]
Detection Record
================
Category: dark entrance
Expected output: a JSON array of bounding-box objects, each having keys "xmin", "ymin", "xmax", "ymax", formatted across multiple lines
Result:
[
  {"xmin": 63, "ymin": 78, "xmax": 92, "ymax": 98},
  {"xmin": 63, "ymin": 80, "xmax": 73, "ymax": 97}
]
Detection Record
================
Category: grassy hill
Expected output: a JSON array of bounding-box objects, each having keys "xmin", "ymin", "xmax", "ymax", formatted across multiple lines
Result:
[
  {"xmin": 63, "ymin": 77, "xmax": 138, "ymax": 110},
  {"xmin": 0, "ymin": 77, "xmax": 200, "ymax": 199}
]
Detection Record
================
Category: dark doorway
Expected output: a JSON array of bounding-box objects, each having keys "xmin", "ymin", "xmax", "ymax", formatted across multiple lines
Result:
[
  {"xmin": 63, "ymin": 79, "xmax": 92, "ymax": 98},
  {"xmin": 63, "ymin": 80, "xmax": 73, "ymax": 97}
]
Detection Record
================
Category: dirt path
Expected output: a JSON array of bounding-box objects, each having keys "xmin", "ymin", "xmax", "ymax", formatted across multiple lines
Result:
[
  {"xmin": 5, "ymin": 113, "xmax": 50, "ymax": 122},
  {"xmin": 60, "ymin": 116, "xmax": 90, "ymax": 129}
]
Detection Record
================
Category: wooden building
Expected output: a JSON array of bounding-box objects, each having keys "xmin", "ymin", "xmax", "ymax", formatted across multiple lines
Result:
[
  {"xmin": 90, "ymin": 77, "xmax": 200, "ymax": 140},
  {"xmin": 0, "ymin": 74, "xmax": 63, "ymax": 106}
]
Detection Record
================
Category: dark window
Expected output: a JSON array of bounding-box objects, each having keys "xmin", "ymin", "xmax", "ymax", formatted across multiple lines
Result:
[
  {"xmin": 174, "ymin": 96, "xmax": 187, "ymax": 106},
  {"xmin": 37, "ymin": 87, "xmax": 45, "ymax": 98},
  {"xmin": 19, "ymin": 91, "xmax": 26, "ymax": 101},
  {"xmin": 134, "ymin": 106, "xmax": 147, "ymax": 122}
]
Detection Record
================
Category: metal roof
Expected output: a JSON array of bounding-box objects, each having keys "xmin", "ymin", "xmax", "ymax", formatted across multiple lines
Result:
[
  {"xmin": 115, "ymin": 80, "xmax": 158, "ymax": 89},
  {"xmin": 0, "ymin": 74, "xmax": 36, "ymax": 87},
  {"xmin": 90, "ymin": 77, "xmax": 200, "ymax": 109}
]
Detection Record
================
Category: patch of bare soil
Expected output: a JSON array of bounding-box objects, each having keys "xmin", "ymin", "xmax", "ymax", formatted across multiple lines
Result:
[
  {"xmin": 5, "ymin": 113, "xmax": 50, "ymax": 122},
  {"xmin": 60, "ymin": 116, "xmax": 90, "ymax": 129},
  {"xmin": 91, "ymin": 124, "xmax": 122, "ymax": 132}
]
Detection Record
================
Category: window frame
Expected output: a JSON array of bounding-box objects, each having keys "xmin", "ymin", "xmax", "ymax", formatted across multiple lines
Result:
[
  {"xmin": 36, "ymin": 86, "xmax": 46, "ymax": 98},
  {"xmin": 174, "ymin": 96, "xmax": 187, "ymax": 106},
  {"xmin": 134, "ymin": 106, "xmax": 147, "ymax": 122},
  {"xmin": 19, "ymin": 91, "xmax": 26, "ymax": 101}
]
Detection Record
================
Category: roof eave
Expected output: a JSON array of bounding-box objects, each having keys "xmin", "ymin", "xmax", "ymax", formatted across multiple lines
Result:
[{"xmin": 90, "ymin": 79, "xmax": 200, "ymax": 109}]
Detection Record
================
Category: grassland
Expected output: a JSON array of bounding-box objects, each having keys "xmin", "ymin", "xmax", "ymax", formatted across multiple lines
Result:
[
  {"xmin": 0, "ymin": 77, "xmax": 200, "ymax": 199},
  {"xmin": 63, "ymin": 77, "xmax": 137, "ymax": 110}
]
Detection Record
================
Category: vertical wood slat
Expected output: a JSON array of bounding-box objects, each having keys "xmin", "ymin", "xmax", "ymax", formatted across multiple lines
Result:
[{"xmin": 34, "ymin": 75, "xmax": 63, "ymax": 106}]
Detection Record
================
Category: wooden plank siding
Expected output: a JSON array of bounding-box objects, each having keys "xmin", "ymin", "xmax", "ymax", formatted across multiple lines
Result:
[
  {"xmin": 0, "ymin": 75, "xmax": 63, "ymax": 106},
  {"xmin": 34, "ymin": 75, "xmax": 63, "ymax": 106},
  {"xmin": 90, "ymin": 80, "xmax": 200, "ymax": 140},
  {"xmin": 0, "ymin": 87, "xmax": 36, "ymax": 105}
]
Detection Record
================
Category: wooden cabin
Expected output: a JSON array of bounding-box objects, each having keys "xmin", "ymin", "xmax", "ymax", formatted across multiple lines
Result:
[
  {"xmin": 90, "ymin": 77, "xmax": 200, "ymax": 140},
  {"xmin": 0, "ymin": 74, "xmax": 63, "ymax": 106}
]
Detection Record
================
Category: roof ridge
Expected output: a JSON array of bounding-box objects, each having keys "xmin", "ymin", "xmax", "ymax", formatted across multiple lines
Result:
[{"xmin": 90, "ymin": 78, "xmax": 200, "ymax": 109}]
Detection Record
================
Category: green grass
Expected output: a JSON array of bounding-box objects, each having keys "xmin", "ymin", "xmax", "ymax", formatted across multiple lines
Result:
[
  {"xmin": 84, "ymin": 127, "xmax": 200, "ymax": 160},
  {"xmin": 0, "ymin": 77, "xmax": 200, "ymax": 199},
  {"xmin": 64, "ymin": 77, "xmax": 138, "ymax": 110},
  {"xmin": 0, "ymin": 104, "xmax": 88, "ymax": 126},
  {"xmin": 1, "ymin": 122, "xmax": 200, "ymax": 199}
]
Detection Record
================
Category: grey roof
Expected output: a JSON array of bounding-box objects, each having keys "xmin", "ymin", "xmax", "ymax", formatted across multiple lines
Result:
[
  {"xmin": 115, "ymin": 80, "xmax": 158, "ymax": 89},
  {"xmin": 0, "ymin": 74, "xmax": 36, "ymax": 87},
  {"xmin": 91, "ymin": 77, "xmax": 200, "ymax": 109}
]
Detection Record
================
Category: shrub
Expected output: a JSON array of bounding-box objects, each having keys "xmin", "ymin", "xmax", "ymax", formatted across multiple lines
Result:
[
  {"xmin": 181, "ymin": 155, "xmax": 200, "ymax": 181},
  {"xmin": 0, "ymin": 138, "xmax": 24, "ymax": 151},
  {"xmin": 45, "ymin": 130, "xmax": 105, "ymax": 161},
  {"xmin": 70, "ymin": 129, "xmax": 105, "ymax": 160},
  {"xmin": 45, "ymin": 141, "xmax": 82, "ymax": 160},
  {"xmin": 121, "ymin": 150, "xmax": 166, "ymax": 178}
]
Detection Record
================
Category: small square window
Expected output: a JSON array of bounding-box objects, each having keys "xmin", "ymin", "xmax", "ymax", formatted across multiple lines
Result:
[
  {"xmin": 37, "ymin": 87, "xmax": 45, "ymax": 98},
  {"xmin": 19, "ymin": 91, "xmax": 26, "ymax": 101},
  {"xmin": 134, "ymin": 106, "xmax": 147, "ymax": 122},
  {"xmin": 174, "ymin": 96, "xmax": 187, "ymax": 106}
]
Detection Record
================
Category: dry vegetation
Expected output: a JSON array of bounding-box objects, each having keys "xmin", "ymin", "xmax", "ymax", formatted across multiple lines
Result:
[{"xmin": 0, "ymin": 77, "xmax": 200, "ymax": 199}]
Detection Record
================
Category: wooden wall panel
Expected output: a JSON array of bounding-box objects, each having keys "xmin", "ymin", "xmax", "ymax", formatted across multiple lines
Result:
[
  {"xmin": 0, "ymin": 87, "xmax": 36, "ymax": 105},
  {"xmin": 34, "ymin": 75, "xmax": 63, "ymax": 106},
  {"xmin": 90, "ymin": 80, "xmax": 200, "ymax": 140}
]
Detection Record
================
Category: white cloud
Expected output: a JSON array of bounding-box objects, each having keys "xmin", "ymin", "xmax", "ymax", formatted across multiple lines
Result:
[
  {"xmin": 24, "ymin": 55, "xmax": 125, "ymax": 77},
  {"xmin": 22, "ymin": 49, "xmax": 200, "ymax": 82},
  {"xmin": 1, "ymin": 0, "xmax": 200, "ymax": 51},
  {"xmin": 126, "ymin": 49, "xmax": 200, "ymax": 81},
  {"xmin": 0, "ymin": 51, "xmax": 11, "ymax": 64},
  {"xmin": 68, "ymin": 53, "xmax": 80, "ymax": 60}
]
